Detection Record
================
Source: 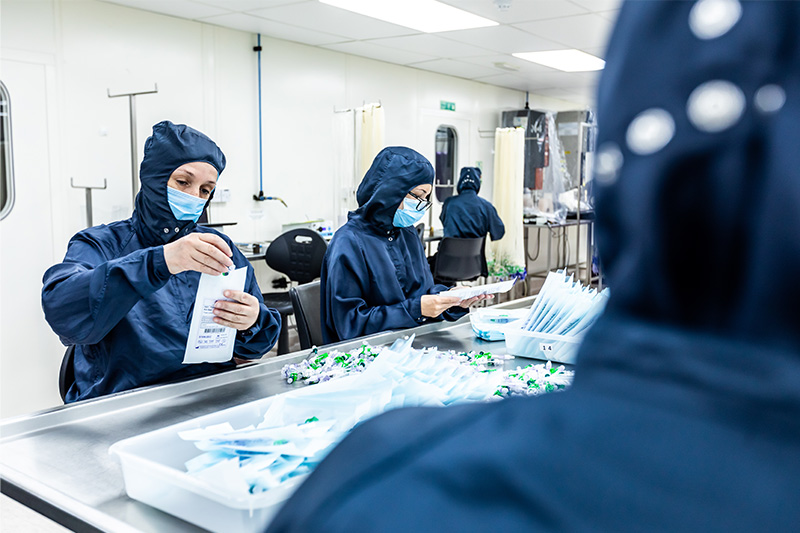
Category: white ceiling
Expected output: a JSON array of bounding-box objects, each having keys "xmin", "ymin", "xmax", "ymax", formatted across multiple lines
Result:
[{"xmin": 102, "ymin": 0, "xmax": 623, "ymax": 107}]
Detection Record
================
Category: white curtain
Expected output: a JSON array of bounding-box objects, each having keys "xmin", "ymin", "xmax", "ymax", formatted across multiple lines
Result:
[
  {"xmin": 333, "ymin": 103, "xmax": 385, "ymax": 229},
  {"xmin": 358, "ymin": 103, "xmax": 385, "ymax": 179},
  {"xmin": 333, "ymin": 110, "xmax": 356, "ymax": 229},
  {"xmin": 489, "ymin": 127, "xmax": 526, "ymax": 276}
]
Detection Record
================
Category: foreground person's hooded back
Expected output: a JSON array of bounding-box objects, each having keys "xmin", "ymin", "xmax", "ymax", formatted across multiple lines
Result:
[
  {"xmin": 42, "ymin": 121, "xmax": 281, "ymax": 402},
  {"xmin": 320, "ymin": 146, "xmax": 466, "ymax": 343},
  {"xmin": 268, "ymin": 2, "xmax": 800, "ymax": 531},
  {"xmin": 440, "ymin": 167, "xmax": 505, "ymax": 241}
]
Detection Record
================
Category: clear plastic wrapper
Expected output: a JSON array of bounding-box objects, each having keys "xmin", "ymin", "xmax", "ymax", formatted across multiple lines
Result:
[
  {"xmin": 526, "ymin": 112, "xmax": 573, "ymax": 223},
  {"xmin": 470, "ymin": 308, "xmax": 528, "ymax": 341}
]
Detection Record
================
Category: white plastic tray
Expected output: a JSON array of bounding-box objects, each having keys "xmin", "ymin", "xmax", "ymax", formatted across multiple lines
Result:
[
  {"xmin": 503, "ymin": 328, "xmax": 583, "ymax": 364},
  {"xmin": 109, "ymin": 395, "xmax": 304, "ymax": 533},
  {"xmin": 469, "ymin": 308, "xmax": 528, "ymax": 341}
]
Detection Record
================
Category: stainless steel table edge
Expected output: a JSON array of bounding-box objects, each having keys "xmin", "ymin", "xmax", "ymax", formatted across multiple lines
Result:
[
  {"xmin": 1, "ymin": 470, "xmax": 138, "ymax": 533},
  {"xmin": 0, "ymin": 296, "xmax": 536, "ymax": 532}
]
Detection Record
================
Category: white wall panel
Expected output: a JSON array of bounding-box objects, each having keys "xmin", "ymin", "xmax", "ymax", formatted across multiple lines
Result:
[{"xmin": 0, "ymin": 58, "xmax": 64, "ymax": 417}]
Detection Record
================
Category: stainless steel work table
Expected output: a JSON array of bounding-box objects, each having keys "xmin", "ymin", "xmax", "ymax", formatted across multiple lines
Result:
[{"xmin": 0, "ymin": 296, "xmax": 536, "ymax": 532}]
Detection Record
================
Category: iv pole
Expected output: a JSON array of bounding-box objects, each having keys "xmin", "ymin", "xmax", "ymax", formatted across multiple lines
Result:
[
  {"xmin": 108, "ymin": 84, "xmax": 158, "ymax": 205},
  {"xmin": 70, "ymin": 178, "xmax": 107, "ymax": 228}
]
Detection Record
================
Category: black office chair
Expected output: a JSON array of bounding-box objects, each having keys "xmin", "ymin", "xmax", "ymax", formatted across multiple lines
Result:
[
  {"xmin": 432, "ymin": 236, "xmax": 487, "ymax": 285},
  {"xmin": 262, "ymin": 229, "xmax": 328, "ymax": 354},
  {"xmin": 59, "ymin": 345, "xmax": 76, "ymax": 403},
  {"xmin": 289, "ymin": 280, "xmax": 324, "ymax": 350}
]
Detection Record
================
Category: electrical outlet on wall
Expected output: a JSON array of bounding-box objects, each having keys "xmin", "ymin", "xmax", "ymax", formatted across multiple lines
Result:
[{"xmin": 210, "ymin": 188, "xmax": 231, "ymax": 203}]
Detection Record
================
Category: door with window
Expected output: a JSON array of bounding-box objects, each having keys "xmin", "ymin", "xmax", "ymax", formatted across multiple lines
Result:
[
  {"xmin": 434, "ymin": 125, "xmax": 457, "ymax": 203},
  {"xmin": 0, "ymin": 58, "xmax": 65, "ymax": 416},
  {"xmin": 418, "ymin": 112, "xmax": 471, "ymax": 237}
]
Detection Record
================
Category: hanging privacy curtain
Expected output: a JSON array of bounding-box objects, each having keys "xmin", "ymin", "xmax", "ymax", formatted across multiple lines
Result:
[
  {"xmin": 332, "ymin": 103, "xmax": 385, "ymax": 229},
  {"xmin": 489, "ymin": 127, "xmax": 526, "ymax": 278},
  {"xmin": 358, "ymin": 103, "xmax": 385, "ymax": 179},
  {"xmin": 333, "ymin": 109, "xmax": 356, "ymax": 229}
]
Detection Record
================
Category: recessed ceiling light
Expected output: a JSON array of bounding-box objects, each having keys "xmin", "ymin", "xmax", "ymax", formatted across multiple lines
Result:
[
  {"xmin": 512, "ymin": 50, "xmax": 605, "ymax": 72},
  {"xmin": 319, "ymin": 0, "xmax": 498, "ymax": 33}
]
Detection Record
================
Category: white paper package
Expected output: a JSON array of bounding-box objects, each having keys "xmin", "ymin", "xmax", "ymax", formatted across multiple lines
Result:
[
  {"xmin": 183, "ymin": 267, "xmax": 247, "ymax": 364},
  {"xmin": 445, "ymin": 278, "xmax": 516, "ymax": 300}
]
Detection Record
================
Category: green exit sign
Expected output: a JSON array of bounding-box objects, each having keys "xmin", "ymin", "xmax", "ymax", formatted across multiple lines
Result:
[{"xmin": 440, "ymin": 100, "xmax": 456, "ymax": 111}]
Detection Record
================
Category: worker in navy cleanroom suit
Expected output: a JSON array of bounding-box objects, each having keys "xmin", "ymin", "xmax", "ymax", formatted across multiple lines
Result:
[
  {"xmin": 320, "ymin": 147, "xmax": 487, "ymax": 343},
  {"xmin": 268, "ymin": 2, "xmax": 800, "ymax": 531},
  {"xmin": 440, "ymin": 167, "xmax": 504, "ymax": 241},
  {"xmin": 42, "ymin": 121, "xmax": 281, "ymax": 402}
]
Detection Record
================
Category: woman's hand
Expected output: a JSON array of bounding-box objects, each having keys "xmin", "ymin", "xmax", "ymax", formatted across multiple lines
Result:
[
  {"xmin": 421, "ymin": 294, "xmax": 463, "ymax": 318},
  {"xmin": 163, "ymin": 233, "xmax": 234, "ymax": 275},
  {"xmin": 456, "ymin": 294, "xmax": 493, "ymax": 308},
  {"xmin": 213, "ymin": 290, "xmax": 260, "ymax": 331},
  {"xmin": 421, "ymin": 293, "xmax": 494, "ymax": 318}
]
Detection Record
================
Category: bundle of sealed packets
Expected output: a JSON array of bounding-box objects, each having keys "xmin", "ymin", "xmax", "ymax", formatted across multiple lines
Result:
[
  {"xmin": 520, "ymin": 270, "xmax": 609, "ymax": 337},
  {"xmin": 282, "ymin": 344, "xmax": 379, "ymax": 384},
  {"xmin": 180, "ymin": 336, "xmax": 573, "ymax": 495},
  {"xmin": 495, "ymin": 360, "xmax": 573, "ymax": 398},
  {"xmin": 502, "ymin": 270, "xmax": 609, "ymax": 363},
  {"xmin": 281, "ymin": 344, "xmax": 511, "ymax": 385}
]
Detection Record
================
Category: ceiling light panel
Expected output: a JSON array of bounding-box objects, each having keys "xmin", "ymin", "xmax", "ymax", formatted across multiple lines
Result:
[
  {"xmin": 251, "ymin": 2, "xmax": 415, "ymax": 40},
  {"xmin": 319, "ymin": 0, "xmax": 499, "ymax": 33},
  {"xmin": 513, "ymin": 49, "xmax": 605, "ymax": 72}
]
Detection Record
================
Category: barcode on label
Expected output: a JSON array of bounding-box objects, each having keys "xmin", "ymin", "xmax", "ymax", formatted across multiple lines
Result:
[
  {"xmin": 539, "ymin": 342, "xmax": 554, "ymax": 353},
  {"xmin": 203, "ymin": 327, "xmax": 226, "ymax": 334}
]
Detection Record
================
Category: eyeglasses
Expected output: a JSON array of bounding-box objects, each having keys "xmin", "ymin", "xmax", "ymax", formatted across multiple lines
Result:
[{"xmin": 407, "ymin": 190, "xmax": 432, "ymax": 211}]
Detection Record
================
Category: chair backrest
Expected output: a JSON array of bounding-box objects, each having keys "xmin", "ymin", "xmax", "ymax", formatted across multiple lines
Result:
[
  {"xmin": 289, "ymin": 280, "xmax": 323, "ymax": 349},
  {"xmin": 433, "ymin": 236, "xmax": 487, "ymax": 283},
  {"xmin": 59, "ymin": 345, "xmax": 76, "ymax": 403},
  {"xmin": 415, "ymin": 222, "xmax": 425, "ymax": 243},
  {"xmin": 265, "ymin": 229, "xmax": 328, "ymax": 284}
]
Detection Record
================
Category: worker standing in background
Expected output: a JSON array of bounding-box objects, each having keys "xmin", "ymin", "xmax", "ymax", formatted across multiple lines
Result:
[
  {"xmin": 268, "ymin": 1, "xmax": 800, "ymax": 531},
  {"xmin": 320, "ymin": 147, "xmax": 487, "ymax": 344},
  {"xmin": 440, "ymin": 167, "xmax": 504, "ymax": 241},
  {"xmin": 431, "ymin": 166, "xmax": 505, "ymax": 275},
  {"xmin": 42, "ymin": 121, "xmax": 281, "ymax": 402}
]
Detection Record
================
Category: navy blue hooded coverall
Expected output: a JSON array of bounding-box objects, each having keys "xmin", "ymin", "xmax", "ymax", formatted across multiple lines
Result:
[
  {"xmin": 42, "ymin": 121, "xmax": 281, "ymax": 403},
  {"xmin": 320, "ymin": 147, "xmax": 466, "ymax": 344},
  {"xmin": 268, "ymin": 2, "xmax": 800, "ymax": 531},
  {"xmin": 439, "ymin": 167, "xmax": 505, "ymax": 241}
]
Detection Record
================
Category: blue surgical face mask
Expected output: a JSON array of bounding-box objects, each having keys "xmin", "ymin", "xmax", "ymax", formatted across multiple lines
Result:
[
  {"xmin": 167, "ymin": 186, "xmax": 209, "ymax": 222},
  {"xmin": 393, "ymin": 198, "xmax": 427, "ymax": 228}
]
